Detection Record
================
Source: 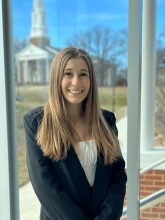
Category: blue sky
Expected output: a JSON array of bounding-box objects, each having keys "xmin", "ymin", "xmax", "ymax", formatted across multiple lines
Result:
[{"xmin": 12, "ymin": 0, "xmax": 165, "ymax": 49}]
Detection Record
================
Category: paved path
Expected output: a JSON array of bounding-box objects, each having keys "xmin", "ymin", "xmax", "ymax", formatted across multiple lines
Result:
[
  {"xmin": 19, "ymin": 181, "xmax": 40, "ymax": 220},
  {"xmin": 117, "ymin": 116, "xmax": 127, "ymax": 147},
  {"xmin": 19, "ymin": 116, "xmax": 127, "ymax": 220}
]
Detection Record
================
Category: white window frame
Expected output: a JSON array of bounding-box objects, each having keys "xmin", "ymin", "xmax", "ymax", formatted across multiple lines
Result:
[{"xmin": 0, "ymin": 0, "xmax": 19, "ymax": 219}]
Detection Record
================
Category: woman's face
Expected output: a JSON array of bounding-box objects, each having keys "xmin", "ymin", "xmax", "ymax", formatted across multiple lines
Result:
[{"xmin": 61, "ymin": 58, "xmax": 90, "ymax": 107}]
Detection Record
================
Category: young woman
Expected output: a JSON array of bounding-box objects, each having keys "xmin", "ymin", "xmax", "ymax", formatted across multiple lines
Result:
[{"xmin": 23, "ymin": 47, "xmax": 127, "ymax": 220}]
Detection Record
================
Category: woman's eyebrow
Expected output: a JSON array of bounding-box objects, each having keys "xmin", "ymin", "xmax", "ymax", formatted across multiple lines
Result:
[
  {"xmin": 64, "ymin": 68, "xmax": 72, "ymax": 71},
  {"xmin": 64, "ymin": 68, "xmax": 89, "ymax": 72},
  {"xmin": 80, "ymin": 69, "xmax": 89, "ymax": 72}
]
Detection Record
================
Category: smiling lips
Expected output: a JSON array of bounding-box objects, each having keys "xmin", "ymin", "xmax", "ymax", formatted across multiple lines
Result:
[{"xmin": 68, "ymin": 90, "xmax": 83, "ymax": 94}]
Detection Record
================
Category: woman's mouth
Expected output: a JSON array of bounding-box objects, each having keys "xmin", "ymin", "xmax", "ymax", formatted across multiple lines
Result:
[{"xmin": 68, "ymin": 90, "xmax": 83, "ymax": 94}]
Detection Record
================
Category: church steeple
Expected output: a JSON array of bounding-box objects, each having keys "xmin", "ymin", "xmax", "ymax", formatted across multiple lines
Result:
[{"xmin": 30, "ymin": 0, "xmax": 50, "ymax": 47}]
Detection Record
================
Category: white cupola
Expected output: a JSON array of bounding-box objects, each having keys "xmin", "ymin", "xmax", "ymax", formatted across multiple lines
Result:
[{"xmin": 30, "ymin": 0, "xmax": 50, "ymax": 45}]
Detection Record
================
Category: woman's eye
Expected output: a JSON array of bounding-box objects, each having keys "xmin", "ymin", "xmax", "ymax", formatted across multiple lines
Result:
[
  {"xmin": 81, "ymin": 73, "xmax": 87, "ymax": 77},
  {"xmin": 65, "ymin": 73, "xmax": 72, "ymax": 76}
]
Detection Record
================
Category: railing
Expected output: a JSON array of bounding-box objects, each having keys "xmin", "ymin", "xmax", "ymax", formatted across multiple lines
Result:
[
  {"xmin": 140, "ymin": 158, "xmax": 165, "ymax": 175},
  {"xmin": 122, "ymin": 158, "xmax": 165, "ymax": 216},
  {"xmin": 114, "ymin": 106, "xmax": 127, "ymax": 122},
  {"xmin": 122, "ymin": 189, "xmax": 165, "ymax": 216}
]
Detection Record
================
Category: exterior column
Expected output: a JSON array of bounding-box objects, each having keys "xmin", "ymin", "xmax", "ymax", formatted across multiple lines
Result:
[
  {"xmin": 16, "ymin": 59, "xmax": 20, "ymax": 83},
  {"xmin": 140, "ymin": 0, "xmax": 157, "ymax": 151},
  {"xmin": 34, "ymin": 60, "xmax": 37, "ymax": 83},
  {"xmin": 24, "ymin": 59, "xmax": 28, "ymax": 84},
  {"xmin": 37, "ymin": 59, "xmax": 40, "ymax": 83}
]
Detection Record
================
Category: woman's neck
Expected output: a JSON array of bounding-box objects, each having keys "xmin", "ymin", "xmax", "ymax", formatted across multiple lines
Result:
[{"xmin": 65, "ymin": 102, "xmax": 84, "ymax": 122}]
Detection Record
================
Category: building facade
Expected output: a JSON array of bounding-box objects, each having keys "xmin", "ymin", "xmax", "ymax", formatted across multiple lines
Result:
[
  {"xmin": 15, "ymin": 0, "xmax": 114, "ymax": 86},
  {"xmin": 15, "ymin": 0, "xmax": 60, "ymax": 85}
]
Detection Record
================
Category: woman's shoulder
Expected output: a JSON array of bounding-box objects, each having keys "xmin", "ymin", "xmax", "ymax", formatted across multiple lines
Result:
[
  {"xmin": 101, "ymin": 109, "xmax": 118, "ymax": 137},
  {"xmin": 23, "ymin": 106, "xmax": 44, "ymax": 129},
  {"xmin": 101, "ymin": 108, "xmax": 116, "ymax": 122}
]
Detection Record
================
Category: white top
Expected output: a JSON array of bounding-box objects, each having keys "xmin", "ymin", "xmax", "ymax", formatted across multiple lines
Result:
[{"xmin": 77, "ymin": 140, "xmax": 97, "ymax": 187}]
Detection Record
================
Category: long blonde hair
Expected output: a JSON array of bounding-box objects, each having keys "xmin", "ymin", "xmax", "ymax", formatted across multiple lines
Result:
[{"xmin": 36, "ymin": 47, "xmax": 121, "ymax": 165}]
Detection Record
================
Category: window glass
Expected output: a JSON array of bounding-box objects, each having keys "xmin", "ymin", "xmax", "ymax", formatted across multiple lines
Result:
[
  {"xmin": 155, "ymin": 1, "xmax": 165, "ymax": 148},
  {"xmin": 12, "ymin": 0, "xmax": 128, "ymax": 219},
  {"xmin": 140, "ymin": 1, "xmax": 165, "ymax": 219}
]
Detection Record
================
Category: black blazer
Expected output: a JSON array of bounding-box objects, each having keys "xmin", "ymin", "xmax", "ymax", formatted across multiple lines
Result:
[{"xmin": 23, "ymin": 106, "xmax": 127, "ymax": 220}]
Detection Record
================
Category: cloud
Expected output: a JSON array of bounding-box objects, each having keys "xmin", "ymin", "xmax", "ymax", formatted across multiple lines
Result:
[{"xmin": 78, "ymin": 12, "xmax": 127, "ymax": 21}]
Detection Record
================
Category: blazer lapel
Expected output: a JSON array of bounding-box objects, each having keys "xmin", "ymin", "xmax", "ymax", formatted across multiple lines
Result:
[
  {"xmin": 66, "ymin": 145, "xmax": 93, "ymax": 207},
  {"xmin": 90, "ymin": 153, "xmax": 110, "ymax": 218},
  {"xmin": 64, "ymin": 144, "xmax": 110, "ymax": 218}
]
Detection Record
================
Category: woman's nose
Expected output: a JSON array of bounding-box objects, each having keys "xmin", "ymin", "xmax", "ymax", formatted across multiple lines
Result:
[{"xmin": 72, "ymin": 75, "xmax": 81, "ymax": 86}]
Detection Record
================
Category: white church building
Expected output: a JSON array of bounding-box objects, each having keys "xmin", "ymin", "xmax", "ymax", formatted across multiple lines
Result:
[
  {"xmin": 15, "ymin": 0, "xmax": 60, "ymax": 85},
  {"xmin": 15, "ymin": 0, "xmax": 113, "ymax": 86}
]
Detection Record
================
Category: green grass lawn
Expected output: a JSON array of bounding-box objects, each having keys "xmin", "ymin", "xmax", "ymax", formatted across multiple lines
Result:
[
  {"xmin": 16, "ymin": 85, "xmax": 127, "ymax": 187},
  {"xmin": 98, "ymin": 87, "xmax": 127, "ymax": 112}
]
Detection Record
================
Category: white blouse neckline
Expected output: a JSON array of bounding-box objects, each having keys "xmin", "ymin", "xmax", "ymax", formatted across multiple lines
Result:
[
  {"xmin": 77, "ymin": 139, "xmax": 97, "ymax": 187},
  {"xmin": 78, "ymin": 139, "xmax": 94, "ymax": 143}
]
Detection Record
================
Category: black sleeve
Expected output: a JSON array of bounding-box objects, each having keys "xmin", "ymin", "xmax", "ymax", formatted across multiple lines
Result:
[
  {"xmin": 23, "ymin": 114, "xmax": 92, "ymax": 220},
  {"xmin": 102, "ymin": 110, "xmax": 118, "ymax": 137},
  {"xmin": 93, "ymin": 112, "xmax": 127, "ymax": 220},
  {"xmin": 93, "ymin": 158, "xmax": 127, "ymax": 220}
]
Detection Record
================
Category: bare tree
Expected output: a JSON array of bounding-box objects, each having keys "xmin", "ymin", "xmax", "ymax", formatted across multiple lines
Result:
[
  {"xmin": 66, "ymin": 26, "xmax": 127, "ymax": 63},
  {"xmin": 13, "ymin": 37, "xmax": 28, "ymax": 84},
  {"xmin": 67, "ymin": 31, "xmax": 92, "ymax": 54},
  {"xmin": 13, "ymin": 37, "xmax": 28, "ymax": 54},
  {"xmin": 155, "ymin": 31, "xmax": 165, "ymax": 146},
  {"xmin": 155, "ymin": 85, "xmax": 165, "ymax": 146},
  {"xmin": 66, "ymin": 26, "xmax": 127, "ymax": 87},
  {"xmin": 117, "ymin": 67, "xmax": 128, "ymax": 88},
  {"xmin": 156, "ymin": 31, "xmax": 165, "ymax": 85}
]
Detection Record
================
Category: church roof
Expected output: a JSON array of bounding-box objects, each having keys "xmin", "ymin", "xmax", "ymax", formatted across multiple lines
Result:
[
  {"xmin": 43, "ymin": 45, "xmax": 60, "ymax": 55},
  {"xmin": 15, "ymin": 43, "xmax": 59, "ymax": 61}
]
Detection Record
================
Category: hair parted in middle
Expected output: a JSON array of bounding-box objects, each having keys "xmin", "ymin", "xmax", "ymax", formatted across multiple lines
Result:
[{"xmin": 36, "ymin": 47, "xmax": 122, "ymax": 165}]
